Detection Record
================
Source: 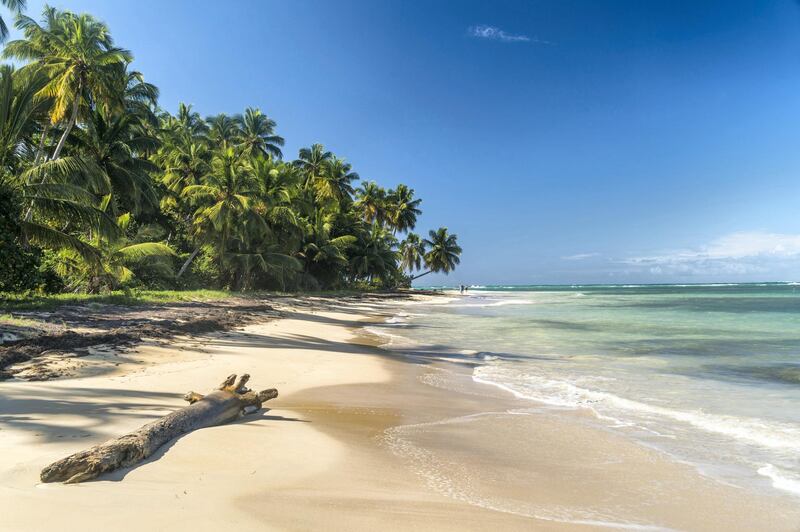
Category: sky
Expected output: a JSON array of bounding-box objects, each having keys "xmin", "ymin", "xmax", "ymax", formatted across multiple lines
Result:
[{"xmin": 8, "ymin": 0, "xmax": 800, "ymax": 285}]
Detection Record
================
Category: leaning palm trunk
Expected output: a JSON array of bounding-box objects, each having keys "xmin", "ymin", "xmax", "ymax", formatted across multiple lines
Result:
[
  {"xmin": 176, "ymin": 246, "xmax": 201, "ymax": 278},
  {"xmin": 50, "ymin": 93, "xmax": 81, "ymax": 161},
  {"xmin": 409, "ymin": 270, "xmax": 432, "ymax": 281},
  {"xmin": 33, "ymin": 122, "xmax": 50, "ymax": 165},
  {"xmin": 40, "ymin": 374, "xmax": 278, "ymax": 484}
]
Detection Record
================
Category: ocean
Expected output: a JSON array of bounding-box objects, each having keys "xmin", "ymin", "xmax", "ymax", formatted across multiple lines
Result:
[{"xmin": 370, "ymin": 283, "xmax": 800, "ymax": 499}]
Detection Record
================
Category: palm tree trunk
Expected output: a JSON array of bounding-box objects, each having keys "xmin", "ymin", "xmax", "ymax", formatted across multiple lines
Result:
[
  {"xmin": 33, "ymin": 122, "xmax": 50, "ymax": 165},
  {"xmin": 22, "ymin": 120, "xmax": 57, "ymax": 224},
  {"xmin": 177, "ymin": 246, "xmax": 201, "ymax": 278},
  {"xmin": 410, "ymin": 270, "xmax": 432, "ymax": 281},
  {"xmin": 50, "ymin": 93, "xmax": 81, "ymax": 160}
]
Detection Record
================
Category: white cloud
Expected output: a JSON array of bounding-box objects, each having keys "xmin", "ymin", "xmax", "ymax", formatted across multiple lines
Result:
[
  {"xmin": 562, "ymin": 252, "xmax": 600, "ymax": 261},
  {"xmin": 624, "ymin": 231, "xmax": 800, "ymax": 277},
  {"xmin": 468, "ymin": 25, "xmax": 534, "ymax": 43}
]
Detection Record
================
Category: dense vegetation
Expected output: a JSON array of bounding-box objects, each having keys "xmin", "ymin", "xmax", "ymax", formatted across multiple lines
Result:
[{"xmin": 0, "ymin": 4, "xmax": 461, "ymax": 293}]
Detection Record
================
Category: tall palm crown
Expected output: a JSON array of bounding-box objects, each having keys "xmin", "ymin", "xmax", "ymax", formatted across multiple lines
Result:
[
  {"xmin": 4, "ymin": 6, "xmax": 133, "ymax": 159},
  {"xmin": 354, "ymin": 181, "xmax": 387, "ymax": 225},
  {"xmin": 387, "ymin": 184, "xmax": 421, "ymax": 234},
  {"xmin": 175, "ymin": 102, "xmax": 209, "ymax": 138},
  {"xmin": 315, "ymin": 156, "xmax": 357, "ymax": 205},
  {"xmin": 294, "ymin": 143, "xmax": 332, "ymax": 187},
  {"xmin": 206, "ymin": 113, "xmax": 241, "ymax": 149},
  {"xmin": 236, "ymin": 107, "xmax": 284, "ymax": 159},
  {"xmin": 119, "ymin": 69, "xmax": 159, "ymax": 127},
  {"xmin": 157, "ymin": 137, "xmax": 210, "ymax": 196},
  {"xmin": 423, "ymin": 227, "xmax": 462, "ymax": 274},
  {"xmin": 398, "ymin": 232, "xmax": 425, "ymax": 272}
]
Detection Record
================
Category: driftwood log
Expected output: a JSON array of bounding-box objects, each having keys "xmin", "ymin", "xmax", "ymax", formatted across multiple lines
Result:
[{"xmin": 40, "ymin": 374, "xmax": 278, "ymax": 484}]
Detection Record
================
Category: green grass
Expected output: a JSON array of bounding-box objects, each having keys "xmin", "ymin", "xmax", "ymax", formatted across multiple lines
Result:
[
  {"xmin": 0, "ymin": 289, "xmax": 234, "ymax": 311},
  {"xmin": 0, "ymin": 286, "xmax": 406, "ymax": 312},
  {"xmin": 0, "ymin": 313, "xmax": 44, "ymax": 327}
]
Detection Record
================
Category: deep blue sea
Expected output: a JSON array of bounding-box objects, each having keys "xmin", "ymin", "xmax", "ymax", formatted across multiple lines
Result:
[{"xmin": 376, "ymin": 283, "xmax": 800, "ymax": 497}]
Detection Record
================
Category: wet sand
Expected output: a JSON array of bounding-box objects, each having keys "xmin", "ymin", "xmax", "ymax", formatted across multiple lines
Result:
[{"xmin": 1, "ymin": 296, "xmax": 799, "ymax": 531}]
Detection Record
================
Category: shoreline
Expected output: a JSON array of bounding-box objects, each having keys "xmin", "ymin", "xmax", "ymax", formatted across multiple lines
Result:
[{"xmin": 1, "ymin": 294, "xmax": 799, "ymax": 530}]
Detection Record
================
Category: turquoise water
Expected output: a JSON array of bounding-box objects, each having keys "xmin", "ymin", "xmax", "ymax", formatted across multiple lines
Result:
[{"xmin": 379, "ymin": 283, "xmax": 800, "ymax": 497}]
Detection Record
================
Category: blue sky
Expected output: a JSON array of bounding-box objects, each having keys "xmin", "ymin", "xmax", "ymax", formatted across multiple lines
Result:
[{"xmin": 10, "ymin": 0, "xmax": 800, "ymax": 285}]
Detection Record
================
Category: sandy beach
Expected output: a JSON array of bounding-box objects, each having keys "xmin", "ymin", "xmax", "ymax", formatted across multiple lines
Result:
[{"xmin": 1, "ymin": 294, "xmax": 799, "ymax": 531}]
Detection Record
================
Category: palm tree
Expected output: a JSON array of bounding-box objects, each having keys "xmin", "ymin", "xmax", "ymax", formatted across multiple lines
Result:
[
  {"xmin": 349, "ymin": 224, "xmax": 397, "ymax": 283},
  {"xmin": 354, "ymin": 181, "xmax": 387, "ymax": 225},
  {"xmin": 119, "ymin": 69, "xmax": 159, "ymax": 127},
  {"xmin": 158, "ymin": 138, "xmax": 210, "ymax": 196},
  {"xmin": 398, "ymin": 232, "xmax": 425, "ymax": 273},
  {"xmin": 65, "ymin": 211, "xmax": 175, "ymax": 292},
  {"xmin": 206, "ymin": 113, "xmax": 240, "ymax": 149},
  {"xmin": 297, "ymin": 211, "xmax": 356, "ymax": 288},
  {"xmin": 173, "ymin": 102, "xmax": 209, "ymax": 138},
  {"xmin": 386, "ymin": 184, "xmax": 421, "ymax": 234},
  {"xmin": 0, "ymin": 64, "xmax": 48, "ymax": 171},
  {"xmin": 0, "ymin": 0, "xmax": 24, "ymax": 43},
  {"xmin": 236, "ymin": 107, "xmax": 284, "ymax": 159},
  {"xmin": 0, "ymin": 63, "xmax": 118, "ymax": 268},
  {"xmin": 411, "ymin": 227, "xmax": 462, "ymax": 280},
  {"xmin": 4, "ymin": 7, "xmax": 133, "ymax": 160},
  {"xmin": 50, "ymin": 213, "xmax": 175, "ymax": 293},
  {"xmin": 178, "ymin": 147, "xmax": 265, "ymax": 277},
  {"xmin": 314, "ymin": 156, "xmax": 357, "ymax": 206},
  {"xmin": 72, "ymin": 108, "xmax": 160, "ymax": 215},
  {"xmin": 250, "ymin": 156, "xmax": 300, "ymax": 222},
  {"xmin": 294, "ymin": 143, "xmax": 332, "ymax": 187}
]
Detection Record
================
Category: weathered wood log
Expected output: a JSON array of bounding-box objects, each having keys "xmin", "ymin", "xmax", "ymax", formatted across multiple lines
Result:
[{"xmin": 40, "ymin": 374, "xmax": 278, "ymax": 484}]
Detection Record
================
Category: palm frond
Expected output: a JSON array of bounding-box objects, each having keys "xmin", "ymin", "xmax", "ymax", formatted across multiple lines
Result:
[
  {"xmin": 20, "ymin": 219, "xmax": 102, "ymax": 265},
  {"xmin": 116, "ymin": 242, "xmax": 176, "ymax": 262}
]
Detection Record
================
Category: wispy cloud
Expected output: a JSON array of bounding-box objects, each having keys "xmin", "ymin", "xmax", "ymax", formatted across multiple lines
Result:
[
  {"xmin": 623, "ymin": 231, "xmax": 800, "ymax": 276},
  {"xmin": 562, "ymin": 252, "xmax": 600, "ymax": 261},
  {"xmin": 468, "ymin": 25, "xmax": 538, "ymax": 43}
]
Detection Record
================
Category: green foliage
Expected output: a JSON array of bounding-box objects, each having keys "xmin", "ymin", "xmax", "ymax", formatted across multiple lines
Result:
[
  {"xmin": 0, "ymin": 4, "xmax": 462, "ymax": 296},
  {"xmin": 0, "ymin": 184, "xmax": 43, "ymax": 291},
  {"xmin": 0, "ymin": 288, "xmax": 231, "ymax": 311}
]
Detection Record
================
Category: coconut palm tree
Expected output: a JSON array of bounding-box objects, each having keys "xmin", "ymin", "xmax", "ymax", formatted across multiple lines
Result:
[
  {"xmin": 4, "ymin": 7, "xmax": 133, "ymax": 160},
  {"xmin": 398, "ymin": 232, "xmax": 425, "ymax": 273},
  {"xmin": 236, "ymin": 107, "xmax": 284, "ymax": 159},
  {"xmin": 0, "ymin": 64, "xmax": 49, "ymax": 171},
  {"xmin": 411, "ymin": 227, "xmax": 462, "ymax": 280},
  {"xmin": 354, "ymin": 181, "xmax": 387, "ymax": 225},
  {"xmin": 349, "ymin": 224, "xmax": 397, "ymax": 283},
  {"xmin": 294, "ymin": 143, "xmax": 332, "ymax": 188},
  {"xmin": 173, "ymin": 102, "xmax": 209, "ymax": 138},
  {"xmin": 158, "ymin": 138, "xmax": 210, "ymax": 196},
  {"xmin": 71, "ymin": 108, "xmax": 160, "ymax": 216},
  {"xmin": 57, "ymin": 211, "xmax": 175, "ymax": 292},
  {"xmin": 0, "ymin": 63, "xmax": 118, "ymax": 268},
  {"xmin": 206, "ymin": 113, "xmax": 240, "ymax": 149},
  {"xmin": 297, "ymin": 211, "xmax": 356, "ymax": 288},
  {"xmin": 179, "ymin": 147, "xmax": 265, "ymax": 276},
  {"xmin": 119, "ymin": 69, "xmax": 159, "ymax": 127},
  {"xmin": 314, "ymin": 156, "xmax": 357, "ymax": 206},
  {"xmin": 386, "ymin": 184, "xmax": 421, "ymax": 234}
]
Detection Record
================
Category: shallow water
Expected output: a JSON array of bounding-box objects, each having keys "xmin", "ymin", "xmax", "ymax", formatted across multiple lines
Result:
[{"xmin": 372, "ymin": 283, "xmax": 800, "ymax": 498}]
